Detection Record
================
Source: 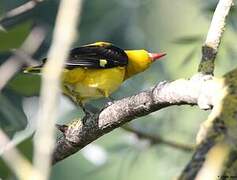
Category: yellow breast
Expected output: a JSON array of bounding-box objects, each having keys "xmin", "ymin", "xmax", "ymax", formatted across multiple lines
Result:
[{"xmin": 62, "ymin": 67, "xmax": 125, "ymax": 102}]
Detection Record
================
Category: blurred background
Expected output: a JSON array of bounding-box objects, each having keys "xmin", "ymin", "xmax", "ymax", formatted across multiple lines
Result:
[{"xmin": 0, "ymin": 0, "xmax": 236, "ymax": 179}]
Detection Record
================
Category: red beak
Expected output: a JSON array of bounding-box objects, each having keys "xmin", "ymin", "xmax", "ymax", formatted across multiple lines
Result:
[{"xmin": 149, "ymin": 52, "xmax": 166, "ymax": 61}]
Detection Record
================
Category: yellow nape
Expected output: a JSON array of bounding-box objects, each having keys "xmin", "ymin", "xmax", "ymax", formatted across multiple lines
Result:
[{"xmin": 124, "ymin": 50, "xmax": 152, "ymax": 79}]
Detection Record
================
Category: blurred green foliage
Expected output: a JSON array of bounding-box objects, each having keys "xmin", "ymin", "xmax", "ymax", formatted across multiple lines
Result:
[
  {"xmin": 0, "ymin": 0, "xmax": 236, "ymax": 179},
  {"xmin": 0, "ymin": 21, "xmax": 32, "ymax": 52},
  {"xmin": 7, "ymin": 73, "xmax": 41, "ymax": 96},
  {"xmin": 0, "ymin": 92, "xmax": 27, "ymax": 134}
]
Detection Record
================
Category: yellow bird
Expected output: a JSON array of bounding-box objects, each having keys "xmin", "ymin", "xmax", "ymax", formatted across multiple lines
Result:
[{"xmin": 24, "ymin": 42, "xmax": 166, "ymax": 106}]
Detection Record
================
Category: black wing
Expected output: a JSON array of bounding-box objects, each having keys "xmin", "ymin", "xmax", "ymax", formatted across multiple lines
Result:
[{"xmin": 65, "ymin": 43, "xmax": 128, "ymax": 69}]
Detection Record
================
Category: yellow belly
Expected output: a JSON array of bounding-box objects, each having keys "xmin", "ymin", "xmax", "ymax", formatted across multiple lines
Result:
[{"xmin": 62, "ymin": 67, "xmax": 125, "ymax": 103}]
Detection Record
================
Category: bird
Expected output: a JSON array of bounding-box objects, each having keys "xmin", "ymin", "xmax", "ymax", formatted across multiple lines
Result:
[{"xmin": 24, "ymin": 42, "xmax": 166, "ymax": 109}]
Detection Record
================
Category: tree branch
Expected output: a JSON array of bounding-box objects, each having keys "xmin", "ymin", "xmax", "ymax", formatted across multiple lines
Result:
[
  {"xmin": 178, "ymin": 68, "xmax": 237, "ymax": 179},
  {"xmin": 0, "ymin": 128, "xmax": 42, "ymax": 179},
  {"xmin": 32, "ymin": 0, "xmax": 82, "ymax": 179},
  {"xmin": 0, "ymin": 26, "xmax": 45, "ymax": 91},
  {"xmin": 0, "ymin": 0, "xmax": 43, "ymax": 28},
  {"xmin": 198, "ymin": 0, "xmax": 233, "ymax": 75},
  {"xmin": 122, "ymin": 126, "xmax": 195, "ymax": 152},
  {"xmin": 0, "ymin": 26, "xmax": 45, "ymax": 180},
  {"xmin": 178, "ymin": 0, "xmax": 234, "ymax": 178},
  {"xmin": 52, "ymin": 74, "xmax": 225, "ymax": 164}
]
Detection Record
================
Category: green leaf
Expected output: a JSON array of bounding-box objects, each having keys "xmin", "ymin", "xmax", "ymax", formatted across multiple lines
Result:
[
  {"xmin": 0, "ymin": 21, "xmax": 32, "ymax": 52},
  {"xmin": 7, "ymin": 73, "xmax": 41, "ymax": 96}
]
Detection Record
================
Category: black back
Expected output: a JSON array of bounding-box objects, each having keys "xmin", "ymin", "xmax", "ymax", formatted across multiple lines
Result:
[{"xmin": 65, "ymin": 43, "xmax": 128, "ymax": 69}]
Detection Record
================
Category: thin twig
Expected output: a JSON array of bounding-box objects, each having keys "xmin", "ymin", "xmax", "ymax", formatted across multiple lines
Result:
[
  {"xmin": 198, "ymin": 0, "xmax": 233, "ymax": 75},
  {"xmin": 32, "ymin": 0, "xmax": 82, "ymax": 179},
  {"xmin": 0, "ymin": 26, "xmax": 45, "ymax": 91},
  {"xmin": 0, "ymin": 0, "xmax": 43, "ymax": 28},
  {"xmin": 122, "ymin": 126, "xmax": 195, "ymax": 152},
  {"xmin": 0, "ymin": 26, "xmax": 45, "ymax": 180},
  {"xmin": 0, "ymin": 129, "xmax": 41, "ymax": 179}
]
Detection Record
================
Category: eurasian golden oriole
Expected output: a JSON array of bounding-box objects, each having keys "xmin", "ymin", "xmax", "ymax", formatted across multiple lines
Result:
[{"xmin": 24, "ymin": 42, "xmax": 166, "ymax": 105}]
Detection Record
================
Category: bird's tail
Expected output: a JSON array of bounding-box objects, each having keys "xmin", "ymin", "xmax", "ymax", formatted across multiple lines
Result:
[{"xmin": 23, "ymin": 64, "xmax": 43, "ymax": 74}]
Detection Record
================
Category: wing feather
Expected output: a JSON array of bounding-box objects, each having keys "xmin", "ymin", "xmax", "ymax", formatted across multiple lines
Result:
[{"xmin": 66, "ymin": 43, "xmax": 128, "ymax": 69}]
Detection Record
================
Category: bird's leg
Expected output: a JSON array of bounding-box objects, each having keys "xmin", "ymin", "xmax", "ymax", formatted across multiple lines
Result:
[
  {"xmin": 78, "ymin": 100, "xmax": 98, "ymax": 125},
  {"xmin": 77, "ymin": 99, "xmax": 93, "ymax": 117},
  {"xmin": 62, "ymin": 85, "xmax": 78, "ymax": 104},
  {"xmin": 96, "ymin": 89, "xmax": 115, "ymax": 113},
  {"xmin": 97, "ymin": 88, "xmax": 114, "ymax": 105},
  {"xmin": 63, "ymin": 85, "xmax": 93, "ymax": 116}
]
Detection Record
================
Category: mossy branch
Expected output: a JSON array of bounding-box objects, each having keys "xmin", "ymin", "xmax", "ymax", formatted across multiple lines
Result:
[
  {"xmin": 198, "ymin": 0, "xmax": 233, "ymax": 75},
  {"xmin": 179, "ymin": 67, "xmax": 237, "ymax": 179},
  {"xmin": 177, "ymin": 0, "xmax": 235, "ymax": 179}
]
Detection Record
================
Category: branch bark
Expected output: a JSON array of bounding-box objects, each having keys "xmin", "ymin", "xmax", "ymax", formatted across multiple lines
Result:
[
  {"xmin": 198, "ymin": 0, "xmax": 233, "ymax": 75},
  {"xmin": 0, "ymin": 0, "xmax": 44, "ymax": 28},
  {"xmin": 52, "ymin": 74, "xmax": 224, "ymax": 164},
  {"xmin": 178, "ymin": 0, "xmax": 234, "ymax": 179},
  {"xmin": 0, "ymin": 27, "xmax": 45, "ymax": 180},
  {"xmin": 178, "ymin": 68, "xmax": 237, "ymax": 179}
]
